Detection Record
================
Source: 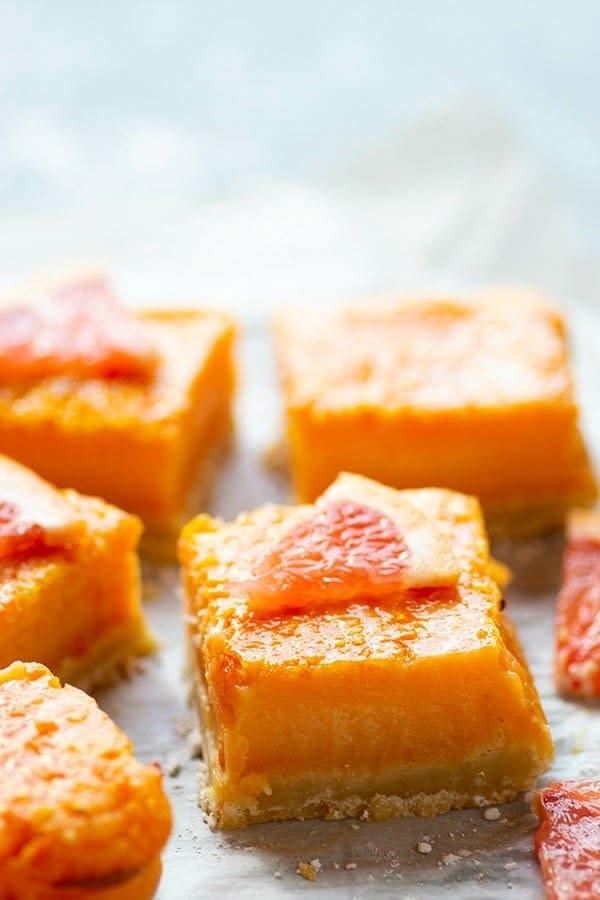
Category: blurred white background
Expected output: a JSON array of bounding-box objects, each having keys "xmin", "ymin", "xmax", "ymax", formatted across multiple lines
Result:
[{"xmin": 0, "ymin": 1, "xmax": 599, "ymax": 313}]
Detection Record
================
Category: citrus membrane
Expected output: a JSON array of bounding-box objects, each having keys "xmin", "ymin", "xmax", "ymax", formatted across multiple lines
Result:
[{"xmin": 0, "ymin": 274, "xmax": 158, "ymax": 382}]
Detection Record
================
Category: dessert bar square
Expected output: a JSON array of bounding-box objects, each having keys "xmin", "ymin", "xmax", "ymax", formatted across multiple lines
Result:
[
  {"xmin": 0, "ymin": 267, "xmax": 236, "ymax": 558},
  {"xmin": 0, "ymin": 453, "xmax": 152, "ymax": 688},
  {"xmin": 274, "ymin": 291, "xmax": 597, "ymax": 536}
]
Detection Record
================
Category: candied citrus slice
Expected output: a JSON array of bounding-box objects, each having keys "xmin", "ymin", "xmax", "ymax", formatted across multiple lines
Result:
[
  {"xmin": 0, "ymin": 455, "xmax": 85, "ymax": 560},
  {"xmin": 0, "ymin": 272, "xmax": 158, "ymax": 382},
  {"xmin": 555, "ymin": 510, "xmax": 600, "ymax": 698},
  {"xmin": 534, "ymin": 779, "xmax": 600, "ymax": 899},
  {"xmin": 243, "ymin": 499, "xmax": 409, "ymax": 613}
]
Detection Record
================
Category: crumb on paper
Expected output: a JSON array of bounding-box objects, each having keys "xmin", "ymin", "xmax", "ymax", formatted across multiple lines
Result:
[
  {"xmin": 570, "ymin": 715, "xmax": 592, "ymax": 752},
  {"xmin": 345, "ymin": 862, "xmax": 357, "ymax": 870},
  {"xmin": 310, "ymin": 859, "xmax": 322, "ymax": 873},
  {"xmin": 164, "ymin": 751, "xmax": 181, "ymax": 777},
  {"xmin": 123, "ymin": 656, "xmax": 146, "ymax": 679},
  {"xmin": 504, "ymin": 861, "xmax": 518, "ymax": 871},
  {"xmin": 143, "ymin": 579, "xmax": 159, "ymax": 600},
  {"xmin": 297, "ymin": 862, "xmax": 318, "ymax": 882},
  {"xmin": 417, "ymin": 842, "xmax": 432, "ymax": 854},
  {"xmin": 261, "ymin": 440, "xmax": 290, "ymax": 477},
  {"xmin": 175, "ymin": 713, "xmax": 195, "ymax": 738},
  {"xmin": 442, "ymin": 853, "xmax": 461, "ymax": 866},
  {"xmin": 186, "ymin": 727, "xmax": 203, "ymax": 760},
  {"xmin": 483, "ymin": 806, "xmax": 501, "ymax": 821},
  {"xmin": 273, "ymin": 871, "xmax": 282, "ymax": 879}
]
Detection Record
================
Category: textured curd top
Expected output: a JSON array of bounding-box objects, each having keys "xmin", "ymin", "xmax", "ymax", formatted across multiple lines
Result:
[{"xmin": 275, "ymin": 290, "xmax": 573, "ymax": 414}]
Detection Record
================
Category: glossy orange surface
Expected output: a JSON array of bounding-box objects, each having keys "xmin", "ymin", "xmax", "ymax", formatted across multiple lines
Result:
[
  {"xmin": 275, "ymin": 291, "xmax": 597, "ymax": 533},
  {"xmin": 535, "ymin": 780, "xmax": 600, "ymax": 900},
  {"xmin": 0, "ymin": 662, "xmax": 171, "ymax": 898}
]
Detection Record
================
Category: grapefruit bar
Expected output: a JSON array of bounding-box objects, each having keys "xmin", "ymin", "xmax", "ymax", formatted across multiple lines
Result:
[
  {"xmin": 554, "ymin": 509, "xmax": 600, "ymax": 698},
  {"xmin": 274, "ymin": 291, "xmax": 597, "ymax": 536},
  {"xmin": 0, "ymin": 266, "xmax": 236, "ymax": 558},
  {"xmin": 0, "ymin": 661, "xmax": 171, "ymax": 899},
  {"xmin": 0, "ymin": 453, "xmax": 152, "ymax": 688},
  {"xmin": 179, "ymin": 472, "xmax": 553, "ymax": 828}
]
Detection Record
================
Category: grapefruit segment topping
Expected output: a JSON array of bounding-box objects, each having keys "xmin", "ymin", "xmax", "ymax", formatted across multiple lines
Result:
[
  {"xmin": 241, "ymin": 497, "xmax": 458, "ymax": 615},
  {"xmin": 0, "ymin": 272, "xmax": 158, "ymax": 382},
  {"xmin": 244, "ymin": 500, "xmax": 409, "ymax": 613},
  {"xmin": 555, "ymin": 510, "xmax": 600, "ymax": 698},
  {"xmin": 0, "ymin": 456, "xmax": 85, "ymax": 560},
  {"xmin": 321, "ymin": 473, "xmax": 462, "ymax": 587},
  {"xmin": 534, "ymin": 779, "xmax": 600, "ymax": 899}
]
